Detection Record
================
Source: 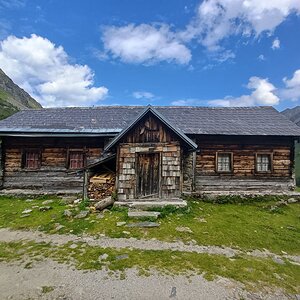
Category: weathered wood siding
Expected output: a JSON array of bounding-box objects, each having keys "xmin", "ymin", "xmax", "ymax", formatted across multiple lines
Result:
[
  {"xmin": 118, "ymin": 143, "xmax": 181, "ymax": 200},
  {"xmin": 183, "ymin": 135, "xmax": 295, "ymax": 192},
  {"xmin": 117, "ymin": 113, "xmax": 182, "ymax": 200},
  {"xmin": 2, "ymin": 137, "xmax": 104, "ymax": 193}
]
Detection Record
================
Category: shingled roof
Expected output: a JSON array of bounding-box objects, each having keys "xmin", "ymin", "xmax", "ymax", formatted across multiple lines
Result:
[{"xmin": 0, "ymin": 106, "xmax": 299, "ymax": 136}]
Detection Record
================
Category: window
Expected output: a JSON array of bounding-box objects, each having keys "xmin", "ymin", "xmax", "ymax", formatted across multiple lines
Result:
[
  {"xmin": 23, "ymin": 150, "xmax": 41, "ymax": 169},
  {"xmin": 69, "ymin": 151, "xmax": 84, "ymax": 169},
  {"xmin": 256, "ymin": 154, "xmax": 272, "ymax": 172},
  {"xmin": 217, "ymin": 153, "xmax": 232, "ymax": 172}
]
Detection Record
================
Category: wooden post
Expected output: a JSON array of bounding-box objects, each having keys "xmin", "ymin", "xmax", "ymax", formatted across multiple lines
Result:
[
  {"xmin": 83, "ymin": 169, "xmax": 89, "ymax": 200},
  {"xmin": 192, "ymin": 150, "xmax": 196, "ymax": 192}
]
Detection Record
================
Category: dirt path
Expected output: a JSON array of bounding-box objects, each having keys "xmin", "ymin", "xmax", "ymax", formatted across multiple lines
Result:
[
  {"xmin": 0, "ymin": 228, "xmax": 299, "ymax": 264},
  {"xmin": 0, "ymin": 260, "xmax": 287, "ymax": 300}
]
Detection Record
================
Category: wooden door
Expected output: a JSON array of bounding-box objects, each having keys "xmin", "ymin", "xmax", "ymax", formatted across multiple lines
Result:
[{"xmin": 137, "ymin": 153, "xmax": 160, "ymax": 198}]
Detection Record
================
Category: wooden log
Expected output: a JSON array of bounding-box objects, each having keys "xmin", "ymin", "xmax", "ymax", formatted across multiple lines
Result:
[{"xmin": 94, "ymin": 197, "xmax": 115, "ymax": 210}]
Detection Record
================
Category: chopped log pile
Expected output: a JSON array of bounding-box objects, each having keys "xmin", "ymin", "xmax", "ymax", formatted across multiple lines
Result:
[{"xmin": 88, "ymin": 171, "xmax": 116, "ymax": 201}]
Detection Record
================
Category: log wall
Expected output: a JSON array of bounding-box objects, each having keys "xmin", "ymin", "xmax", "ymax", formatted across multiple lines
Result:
[
  {"xmin": 2, "ymin": 137, "xmax": 104, "ymax": 193},
  {"xmin": 187, "ymin": 135, "xmax": 295, "ymax": 192}
]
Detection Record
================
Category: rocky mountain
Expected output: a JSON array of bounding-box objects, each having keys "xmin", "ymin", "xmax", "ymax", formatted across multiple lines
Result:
[
  {"xmin": 281, "ymin": 106, "xmax": 300, "ymax": 126},
  {"xmin": 0, "ymin": 68, "xmax": 42, "ymax": 120}
]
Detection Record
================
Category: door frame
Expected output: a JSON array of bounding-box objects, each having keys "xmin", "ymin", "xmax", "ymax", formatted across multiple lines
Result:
[{"xmin": 135, "ymin": 151, "xmax": 162, "ymax": 199}]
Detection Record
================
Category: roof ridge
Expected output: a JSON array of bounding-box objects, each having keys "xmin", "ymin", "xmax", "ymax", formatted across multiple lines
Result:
[{"xmin": 21, "ymin": 105, "xmax": 274, "ymax": 111}]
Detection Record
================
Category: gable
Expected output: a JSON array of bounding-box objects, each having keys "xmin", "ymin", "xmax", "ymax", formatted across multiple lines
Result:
[
  {"xmin": 122, "ymin": 113, "xmax": 178, "ymax": 144},
  {"xmin": 104, "ymin": 106, "xmax": 197, "ymax": 151}
]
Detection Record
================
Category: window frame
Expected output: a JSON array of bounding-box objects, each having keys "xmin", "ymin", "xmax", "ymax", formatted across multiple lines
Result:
[
  {"xmin": 67, "ymin": 149, "xmax": 86, "ymax": 170},
  {"xmin": 22, "ymin": 149, "xmax": 42, "ymax": 170},
  {"xmin": 255, "ymin": 152, "xmax": 273, "ymax": 174},
  {"xmin": 216, "ymin": 152, "xmax": 233, "ymax": 174}
]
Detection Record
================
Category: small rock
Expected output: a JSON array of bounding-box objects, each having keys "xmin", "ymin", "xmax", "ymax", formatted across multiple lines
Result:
[
  {"xmin": 287, "ymin": 198, "xmax": 298, "ymax": 204},
  {"xmin": 287, "ymin": 225, "xmax": 296, "ymax": 231},
  {"xmin": 272, "ymin": 257, "xmax": 285, "ymax": 265},
  {"xmin": 64, "ymin": 210, "xmax": 73, "ymax": 217},
  {"xmin": 96, "ymin": 213, "xmax": 104, "ymax": 219},
  {"xmin": 74, "ymin": 210, "xmax": 89, "ymax": 219},
  {"xmin": 21, "ymin": 214, "xmax": 31, "ymax": 218},
  {"xmin": 197, "ymin": 217, "xmax": 207, "ymax": 223},
  {"xmin": 116, "ymin": 222, "xmax": 126, "ymax": 227},
  {"xmin": 32, "ymin": 206, "xmax": 39, "ymax": 209},
  {"xmin": 122, "ymin": 231, "xmax": 130, "ymax": 235},
  {"xmin": 98, "ymin": 253, "xmax": 109, "ymax": 261},
  {"xmin": 25, "ymin": 199, "xmax": 33, "ymax": 202},
  {"xmin": 269, "ymin": 206, "xmax": 278, "ymax": 212},
  {"xmin": 281, "ymin": 250, "xmax": 287, "ymax": 255},
  {"xmin": 54, "ymin": 223, "xmax": 65, "ymax": 231},
  {"xmin": 69, "ymin": 244, "xmax": 78, "ymax": 249},
  {"xmin": 22, "ymin": 209, "xmax": 32, "ymax": 214},
  {"xmin": 39, "ymin": 206, "xmax": 52, "ymax": 212},
  {"xmin": 176, "ymin": 226, "xmax": 193, "ymax": 233},
  {"xmin": 170, "ymin": 287, "xmax": 177, "ymax": 298},
  {"xmin": 61, "ymin": 196, "xmax": 76, "ymax": 204},
  {"xmin": 115, "ymin": 254, "xmax": 129, "ymax": 260},
  {"xmin": 42, "ymin": 200, "xmax": 53, "ymax": 205},
  {"xmin": 126, "ymin": 222, "xmax": 160, "ymax": 228},
  {"xmin": 74, "ymin": 199, "xmax": 81, "ymax": 204}
]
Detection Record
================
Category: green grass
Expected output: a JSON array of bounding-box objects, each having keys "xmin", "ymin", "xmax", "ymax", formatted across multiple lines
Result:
[
  {"xmin": 295, "ymin": 142, "xmax": 300, "ymax": 186},
  {"xmin": 0, "ymin": 196, "xmax": 299, "ymax": 254},
  {"xmin": 0, "ymin": 89, "xmax": 19, "ymax": 120},
  {"xmin": 0, "ymin": 240, "xmax": 299, "ymax": 294}
]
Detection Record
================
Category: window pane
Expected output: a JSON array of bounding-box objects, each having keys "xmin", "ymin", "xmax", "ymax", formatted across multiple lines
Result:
[
  {"xmin": 217, "ymin": 153, "xmax": 231, "ymax": 172},
  {"xmin": 25, "ymin": 151, "xmax": 40, "ymax": 169},
  {"xmin": 69, "ymin": 152, "xmax": 84, "ymax": 169},
  {"xmin": 257, "ymin": 154, "xmax": 271, "ymax": 172}
]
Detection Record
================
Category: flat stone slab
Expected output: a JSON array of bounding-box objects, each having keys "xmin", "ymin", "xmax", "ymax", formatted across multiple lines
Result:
[
  {"xmin": 128, "ymin": 211, "xmax": 161, "ymax": 219},
  {"xmin": 115, "ymin": 199, "xmax": 187, "ymax": 209},
  {"xmin": 126, "ymin": 222, "xmax": 160, "ymax": 228}
]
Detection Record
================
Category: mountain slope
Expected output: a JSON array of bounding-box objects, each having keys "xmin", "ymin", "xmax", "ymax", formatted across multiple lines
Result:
[
  {"xmin": 0, "ymin": 68, "xmax": 42, "ymax": 120},
  {"xmin": 281, "ymin": 106, "xmax": 300, "ymax": 125}
]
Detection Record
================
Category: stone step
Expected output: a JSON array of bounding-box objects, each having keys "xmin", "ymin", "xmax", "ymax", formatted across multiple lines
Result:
[
  {"xmin": 128, "ymin": 211, "xmax": 161, "ymax": 219},
  {"xmin": 115, "ymin": 199, "xmax": 187, "ymax": 209}
]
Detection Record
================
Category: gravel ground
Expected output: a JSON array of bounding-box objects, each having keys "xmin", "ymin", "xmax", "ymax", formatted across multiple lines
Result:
[
  {"xmin": 0, "ymin": 260, "xmax": 287, "ymax": 300},
  {"xmin": 0, "ymin": 228, "xmax": 299, "ymax": 264},
  {"xmin": 0, "ymin": 228, "xmax": 296, "ymax": 300},
  {"xmin": 0, "ymin": 260, "xmax": 239, "ymax": 300}
]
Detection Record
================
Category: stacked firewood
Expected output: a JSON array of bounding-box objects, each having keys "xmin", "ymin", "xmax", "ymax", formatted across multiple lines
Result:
[{"xmin": 88, "ymin": 172, "xmax": 115, "ymax": 200}]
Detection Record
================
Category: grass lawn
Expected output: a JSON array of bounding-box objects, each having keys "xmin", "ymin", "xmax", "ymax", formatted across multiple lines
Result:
[{"xmin": 0, "ymin": 195, "xmax": 299, "ymax": 255}]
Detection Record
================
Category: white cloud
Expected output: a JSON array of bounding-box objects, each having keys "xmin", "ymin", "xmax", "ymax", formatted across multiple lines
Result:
[
  {"xmin": 132, "ymin": 91, "xmax": 154, "ymax": 100},
  {"xmin": 101, "ymin": 24, "xmax": 191, "ymax": 65},
  {"xmin": 182, "ymin": 0, "xmax": 300, "ymax": 51},
  {"xmin": 0, "ymin": 34, "xmax": 108, "ymax": 107},
  {"xmin": 209, "ymin": 77, "xmax": 279, "ymax": 107},
  {"xmin": 271, "ymin": 37, "xmax": 280, "ymax": 49},
  {"xmin": 281, "ymin": 69, "xmax": 300, "ymax": 101},
  {"xmin": 0, "ymin": 0, "xmax": 25, "ymax": 9},
  {"xmin": 258, "ymin": 54, "xmax": 265, "ymax": 61},
  {"xmin": 171, "ymin": 99, "xmax": 202, "ymax": 106}
]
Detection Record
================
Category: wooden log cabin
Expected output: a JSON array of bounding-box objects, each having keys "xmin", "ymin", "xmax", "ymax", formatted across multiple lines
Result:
[{"xmin": 0, "ymin": 105, "xmax": 299, "ymax": 202}]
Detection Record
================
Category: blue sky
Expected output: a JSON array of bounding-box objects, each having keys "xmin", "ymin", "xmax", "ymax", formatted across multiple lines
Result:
[{"xmin": 0, "ymin": 0, "xmax": 300, "ymax": 111}]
